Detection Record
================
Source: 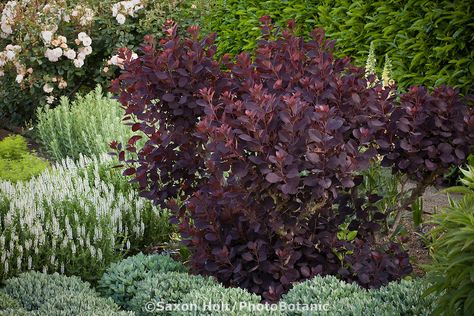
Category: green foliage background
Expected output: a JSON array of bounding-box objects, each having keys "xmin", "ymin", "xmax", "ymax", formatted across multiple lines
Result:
[{"xmin": 203, "ymin": 0, "xmax": 474, "ymax": 94}]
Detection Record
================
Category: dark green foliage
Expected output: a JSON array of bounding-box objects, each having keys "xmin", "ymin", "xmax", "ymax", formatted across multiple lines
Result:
[
  {"xmin": 203, "ymin": 0, "xmax": 474, "ymax": 94},
  {"xmin": 98, "ymin": 253, "xmax": 187, "ymax": 309},
  {"xmin": 0, "ymin": 135, "xmax": 48, "ymax": 182}
]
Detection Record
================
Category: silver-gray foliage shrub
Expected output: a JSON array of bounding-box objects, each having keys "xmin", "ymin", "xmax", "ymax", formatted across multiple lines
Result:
[
  {"xmin": 2, "ymin": 271, "xmax": 133, "ymax": 315},
  {"xmin": 128, "ymin": 272, "xmax": 217, "ymax": 315},
  {"xmin": 99, "ymin": 253, "xmax": 187, "ymax": 309},
  {"xmin": 36, "ymin": 85, "xmax": 143, "ymax": 160}
]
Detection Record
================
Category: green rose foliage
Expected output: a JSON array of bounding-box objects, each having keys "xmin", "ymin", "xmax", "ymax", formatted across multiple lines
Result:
[{"xmin": 0, "ymin": 0, "xmax": 211, "ymax": 124}]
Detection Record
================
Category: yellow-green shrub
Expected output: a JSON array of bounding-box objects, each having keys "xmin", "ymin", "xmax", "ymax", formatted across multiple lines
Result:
[{"xmin": 0, "ymin": 135, "xmax": 48, "ymax": 182}]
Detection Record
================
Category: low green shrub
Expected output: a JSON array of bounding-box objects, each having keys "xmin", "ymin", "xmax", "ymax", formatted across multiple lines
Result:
[
  {"xmin": 0, "ymin": 135, "xmax": 48, "ymax": 182},
  {"xmin": 174, "ymin": 285, "xmax": 262, "ymax": 316},
  {"xmin": 35, "ymin": 292, "xmax": 134, "ymax": 316},
  {"xmin": 3, "ymin": 271, "xmax": 95, "ymax": 310},
  {"xmin": 203, "ymin": 0, "xmax": 474, "ymax": 94},
  {"xmin": 99, "ymin": 253, "xmax": 187, "ymax": 309},
  {"xmin": 0, "ymin": 291, "xmax": 20, "ymax": 309},
  {"xmin": 426, "ymin": 164, "xmax": 474, "ymax": 315},
  {"xmin": 0, "ymin": 154, "xmax": 171, "ymax": 282},
  {"xmin": 2, "ymin": 271, "xmax": 132, "ymax": 315},
  {"xmin": 371, "ymin": 278, "xmax": 438, "ymax": 316},
  {"xmin": 280, "ymin": 275, "xmax": 390, "ymax": 315},
  {"xmin": 281, "ymin": 275, "xmax": 437, "ymax": 316},
  {"xmin": 329, "ymin": 295, "xmax": 395, "ymax": 316},
  {"xmin": 281, "ymin": 275, "xmax": 361, "ymax": 304},
  {"xmin": 128, "ymin": 272, "xmax": 217, "ymax": 315},
  {"xmin": 35, "ymin": 85, "xmax": 141, "ymax": 160},
  {"xmin": 0, "ymin": 135, "xmax": 27, "ymax": 159},
  {"xmin": 0, "ymin": 308, "xmax": 32, "ymax": 316}
]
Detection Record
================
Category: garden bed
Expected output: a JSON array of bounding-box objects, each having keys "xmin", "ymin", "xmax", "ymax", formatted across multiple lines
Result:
[{"xmin": 1, "ymin": 0, "xmax": 473, "ymax": 315}]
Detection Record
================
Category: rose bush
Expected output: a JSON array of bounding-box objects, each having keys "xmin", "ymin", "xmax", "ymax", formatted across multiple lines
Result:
[{"xmin": 0, "ymin": 0, "xmax": 211, "ymax": 124}]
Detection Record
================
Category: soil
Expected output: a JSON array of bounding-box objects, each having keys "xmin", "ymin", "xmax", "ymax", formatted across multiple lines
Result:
[{"xmin": 402, "ymin": 185, "xmax": 458, "ymax": 276}]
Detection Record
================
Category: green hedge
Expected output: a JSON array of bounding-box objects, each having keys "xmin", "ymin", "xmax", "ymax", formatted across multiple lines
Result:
[{"xmin": 203, "ymin": 0, "xmax": 474, "ymax": 94}]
